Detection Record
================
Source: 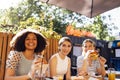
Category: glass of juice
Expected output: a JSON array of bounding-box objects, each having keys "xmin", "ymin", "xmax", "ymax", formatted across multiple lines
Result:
[
  {"xmin": 33, "ymin": 55, "xmax": 48, "ymax": 80},
  {"xmin": 108, "ymin": 68, "xmax": 116, "ymax": 80}
]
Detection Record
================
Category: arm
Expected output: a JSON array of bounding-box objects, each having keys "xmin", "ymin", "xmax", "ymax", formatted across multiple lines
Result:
[
  {"xmin": 66, "ymin": 58, "xmax": 71, "ymax": 79},
  {"xmin": 77, "ymin": 50, "xmax": 95, "ymax": 76},
  {"xmin": 49, "ymin": 56, "xmax": 57, "ymax": 78},
  {"xmin": 97, "ymin": 56, "xmax": 106, "ymax": 76},
  {"xmin": 77, "ymin": 59, "xmax": 89, "ymax": 76},
  {"xmin": 77, "ymin": 56, "xmax": 89, "ymax": 76},
  {"xmin": 4, "ymin": 51, "xmax": 31, "ymax": 80},
  {"xmin": 5, "ymin": 69, "xmax": 30, "ymax": 80},
  {"xmin": 43, "ymin": 58, "xmax": 48, "ymax": 64}
]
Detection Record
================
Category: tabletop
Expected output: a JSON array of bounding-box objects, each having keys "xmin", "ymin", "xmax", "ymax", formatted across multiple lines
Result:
[{"xmin": 71, "ymin": 76, "xmax": 103, "ymax": 80}]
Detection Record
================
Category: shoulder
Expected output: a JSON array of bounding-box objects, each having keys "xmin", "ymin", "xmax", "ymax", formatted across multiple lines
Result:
[
  {"xmin": 8, "ymin": 51, "xmax": 21, "ymax": 57},
  {"xmin": 77, "ymin": 55, "xmax": 83, "ymax": 60},
  {"xmin": 49, "ymin": 53, "xmax": 57, "ymax": 62},
  {"xmin": 67, "ymin": 57, "xmax": 71, "ymax": 64},
  {"xmin": 66, "ymin": 56, "xmax": 71, "ymax": 61},
  {"xmin": 6, "ymin": 51, "xmax": 22, "ymax": 69},
  {"xmin": 7, "ymin": 51, "xmax": 22, "ymax": 61}
]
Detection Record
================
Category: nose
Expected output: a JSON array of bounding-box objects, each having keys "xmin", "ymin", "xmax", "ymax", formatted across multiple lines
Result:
[
  {"xmin": 29, "ymin": 39, "xmax": 34, "ymax": 42},
  {"xmin": 65, "ymin": 46, "xmax": 71, "ymax": 50}
]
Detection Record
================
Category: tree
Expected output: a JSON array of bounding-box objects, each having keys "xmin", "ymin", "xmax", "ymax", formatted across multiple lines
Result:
[
  {"xmin": 0, "ymin": 0, "xmax": 116, "ymax": 41},
  {"xmin": 0, "ymin": 0, "xmax": 71, "ymax": 35},
  {"xmin": 81, "ymin": 16, "xmax": 115, "ymax": 41}
]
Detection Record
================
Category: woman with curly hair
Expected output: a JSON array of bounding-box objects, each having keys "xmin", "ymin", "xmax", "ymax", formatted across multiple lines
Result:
[{"xmin": 5, "ymin": 29, "xmax": 47, "ymax": 80}]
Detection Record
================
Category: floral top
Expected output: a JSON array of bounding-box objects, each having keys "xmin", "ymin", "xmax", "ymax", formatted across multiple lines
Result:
[{"xmin": 6, "ymin": 51, "xmax": 33, "ymax": 76}]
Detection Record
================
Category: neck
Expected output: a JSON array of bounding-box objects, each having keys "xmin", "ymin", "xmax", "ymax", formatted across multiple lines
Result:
[
  {"xmin": 58, "ymin": 52, "xmax": 66, "ymax": 59},
  {"xmin": 23, "ymin": 50, "xmax": 35, "ymax": 60}
]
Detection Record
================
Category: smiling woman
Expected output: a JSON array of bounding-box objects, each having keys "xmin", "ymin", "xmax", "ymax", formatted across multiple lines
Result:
[
  {"xmin": 0, "ymin": 0, "xmax": 22, "ymax": 9},
  {"xmin": 4, "ymin": 29, "xmax": 48, "ymax": 80}
]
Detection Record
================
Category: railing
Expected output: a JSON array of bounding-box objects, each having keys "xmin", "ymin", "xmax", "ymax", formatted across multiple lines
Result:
[{"xmin": 0, "ymin": 32, "xmax": 59, "ymax": 80}]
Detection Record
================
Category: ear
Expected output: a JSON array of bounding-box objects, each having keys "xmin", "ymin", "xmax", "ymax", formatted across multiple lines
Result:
[{"xmin": 58, "ymin": 46, "xmax": 60, "ymax": 51}]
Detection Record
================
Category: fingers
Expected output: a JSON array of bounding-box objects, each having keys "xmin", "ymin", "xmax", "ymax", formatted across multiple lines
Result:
[
  {"xmin": 35, "ymin": 63, "xmax": 41, "ymax": 70},
  {"xmin": 31, "ymin": 63, "xmax": 40, "ymax": 71},
  {"xmin": 98, "ymin": 56, "xmax": 106, "ymax": 65},
  {"xmin": 99, "ymin": 56, "xmax": 106, "ymax": 62},
  {"xmin": 32, "ymin": 59, "xmax": 43, "ymax": 70},
  {"xmin": 34, "ymin": 58, "xmax": 47, "ymax": 64},
  {"xmin": 87, "ymin": 50, "xmax": 95, "ymax": 55},
  {"xmin": 34, "ymin": 58, "xmax": 42, "ymax": 64},
  {"xmin": 84, "ymin": 50, "xmax": 92, "ymax": 59},
  {"xmin": 78, "ymin": 71, "xmax": 88, "ymax": 76}
]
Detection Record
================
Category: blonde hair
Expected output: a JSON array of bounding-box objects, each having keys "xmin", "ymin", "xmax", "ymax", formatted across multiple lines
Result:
[{"xmin": 82, "ymin": 39, "xmax": 96, "ymax": 47}]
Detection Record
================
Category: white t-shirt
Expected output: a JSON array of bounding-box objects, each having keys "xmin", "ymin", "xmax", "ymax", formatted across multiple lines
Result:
[{"xmin": 77, "ymin": 55, "xmax": 100, "ymax": 74}]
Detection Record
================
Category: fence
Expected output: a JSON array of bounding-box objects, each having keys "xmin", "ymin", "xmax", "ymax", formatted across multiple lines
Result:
[{"xmin": 0, "ymin": 32, "xmax": 59, "ymax": 80}]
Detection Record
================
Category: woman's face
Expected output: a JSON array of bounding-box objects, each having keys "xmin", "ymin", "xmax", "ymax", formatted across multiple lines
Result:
[
  {"xmin": 59, "ymin": 41, "xmax": 72, "ymax": 56},
  {"xmin": 25, "ymin": 33, "xmax": 37, "ymax": 51},
  {"xmin": 82, "ymin": 41, "xmax": 95, "ymax": 53}
]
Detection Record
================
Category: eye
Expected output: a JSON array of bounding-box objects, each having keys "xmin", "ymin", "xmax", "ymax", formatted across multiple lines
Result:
[
  {"xmin": 33, "ymin": 38, "xmax": 37, "ymax": 40},
  {"xmin": 25, "ymin": 38, "xmax": 30, "ymax": 40},
  {"xmin": 68, "ymin": 45, "xmax": 71, "ymax": 47},
  {"xmin": 62, "ymin": 44, "xmax": 66, "ymax": 47},
  {"xmin": 62, "ymin": 44, "xmax": 71, "ymax": 48},
  {"xmin": 89, "ymin": 45, "xmax": 92, "ymax": 48}
]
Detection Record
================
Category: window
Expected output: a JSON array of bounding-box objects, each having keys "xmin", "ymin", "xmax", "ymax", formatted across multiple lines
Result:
[
  {"xmin": 115, "ymin": 48, "xmax": 120, "ymax": 57},
  {"xmin": 73, "ymin": 44, "xmax": 82, "ymax": 57}
]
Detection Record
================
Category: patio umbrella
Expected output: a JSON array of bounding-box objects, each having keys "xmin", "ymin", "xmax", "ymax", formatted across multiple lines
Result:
[{"xmin": 40, "ymin": 0, "xmax": 120, "ymax": 18}]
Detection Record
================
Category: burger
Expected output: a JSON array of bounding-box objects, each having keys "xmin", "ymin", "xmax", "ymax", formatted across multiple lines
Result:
[{"xmin": 89, "ymin": 51, "xmax": 99, "ymax": 60}]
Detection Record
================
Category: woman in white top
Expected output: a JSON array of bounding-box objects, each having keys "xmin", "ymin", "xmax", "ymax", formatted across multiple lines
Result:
[{"xmin": 49, "ymin": 37, "xmax": 72, "ymax": 79}]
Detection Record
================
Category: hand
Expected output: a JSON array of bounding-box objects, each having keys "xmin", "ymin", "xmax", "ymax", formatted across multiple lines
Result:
[
  {"xmin": 28, "ymin": 57, "xmax": 43, "ymax": 79},
  {"xmin": 84, "ymin": 50, "xmax": 95, "ymax": 59},
  {"xmin": 98, "ymin": 56, "xmax": 106, "ymax": 66},
  {"xmin": 77, "ymin": 71, "xmax": 88, "ymax": 76}
]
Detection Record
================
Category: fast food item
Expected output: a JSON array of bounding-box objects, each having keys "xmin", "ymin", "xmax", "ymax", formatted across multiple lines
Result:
[{"xmin": 89, "ymin": 51, "xmax": 99, "ymax": 60}]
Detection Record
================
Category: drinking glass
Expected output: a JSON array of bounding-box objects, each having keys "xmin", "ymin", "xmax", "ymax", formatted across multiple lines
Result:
[
  {"xmin": 33, "ymin": 55, "xmax": 48, "ymax": 80},
  {"xmin": 108, "ymin": 68, "xmax": 116, "ymax": 80}
]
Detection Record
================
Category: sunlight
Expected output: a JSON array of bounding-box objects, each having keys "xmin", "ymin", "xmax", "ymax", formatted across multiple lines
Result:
[
  {"xmin": 101, "ymin": 7, "xmax": 120, "ymax": 36},
  {"xmin": 0, "ymin": 0, "xmax": 22, "ymax": 9},
  {"xmin": 0, "ymin": 0, "xmax": 120, "ymax": 38}
]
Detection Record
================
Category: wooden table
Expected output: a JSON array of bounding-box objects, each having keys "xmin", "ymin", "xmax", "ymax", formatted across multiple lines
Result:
[{"xmin": 71, "ymin": 76, "xmax": 103, "ymax": 80}]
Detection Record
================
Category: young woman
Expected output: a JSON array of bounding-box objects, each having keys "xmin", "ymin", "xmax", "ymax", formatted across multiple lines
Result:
[
  {"xmin": 5, "ymin": 29, "xmax": 47, "ymax": 80},
  {"xmin": 49, "ymin": 37, "xmax": 72, "ymax": 80},
  {"xmin": 77, "ymin": 39, "xmax": 106, "ymax": 77}
]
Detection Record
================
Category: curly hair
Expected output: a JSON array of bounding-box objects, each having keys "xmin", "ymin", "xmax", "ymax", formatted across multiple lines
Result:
[{"xmin": 10, "ymin": 29, "xmax": 47, "ymax": 53}]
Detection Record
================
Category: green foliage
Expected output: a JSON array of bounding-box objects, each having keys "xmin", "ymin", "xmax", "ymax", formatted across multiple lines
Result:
[
  {"xmin": 0, "ymin": 0, "xmax": 116, "ymax": 41},
  {"xmin": 18, "ymin": 17, "xmax": 62, "ymax": 39},
  {"xmin": 0, "ymin": 0, "xmax": 65, "ymax": 39},
  {"xmin": 81, "ymin": 16, "xmax": 115, "ymax": 41}
]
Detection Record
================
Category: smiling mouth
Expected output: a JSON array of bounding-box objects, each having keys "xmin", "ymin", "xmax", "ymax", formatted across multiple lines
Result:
[
  {"xmin": 27, "ymin": 43, "xmax": 36, "ymax": 47},
  {"xmin": 29, "ymin": 43, "xmax": 34, "ymax": 46}
]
